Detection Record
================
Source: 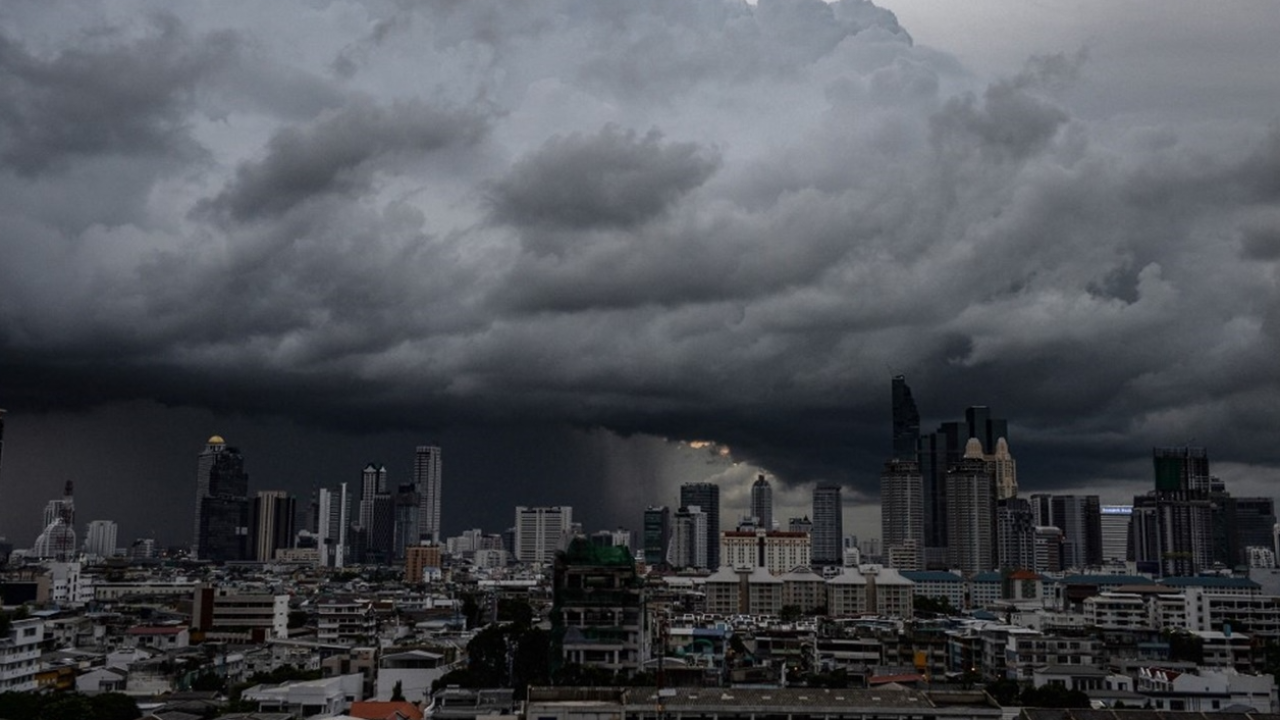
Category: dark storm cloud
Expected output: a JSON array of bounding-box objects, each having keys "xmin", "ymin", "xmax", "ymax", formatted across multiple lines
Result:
[
  {"xmin": 206, "ymin": 99, "xmax": 487, "ymax": 221},
  {"xmin": 2, "ymin": 0, "xmax": 1280, "ymax": 543},
  {"xmin": 0, "ymin": 14, "xmax": 231, "ymax": 174},
  {"xmin": 489, "ymin": 126, "xmax": 719, "ymax": 233}
]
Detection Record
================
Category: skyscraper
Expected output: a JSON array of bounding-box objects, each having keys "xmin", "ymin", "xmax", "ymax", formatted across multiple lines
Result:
[
  {"xmin": 317, "ymin": 483, "xmax": 350, "ymax": 568},
  {"xmin": 669, "ymin": 505, "xmax": 708, "ymax": 569},
  {"xmin": 0, "ymin": 408, "xmax": 6, "ymax": 481},
  {"xmin": 996, "ymin": 498, "xmax": 1035, "ymax": 570},
  {"xmin": 920, "ymin": 405, "xmax": 1011, "ymax": 565},
  {"xmin": 751, "ymin": 474, "xmax": 773, "ymax": 530},
  {"xmin": 414, "ymin": 446, "xmax": 443, "ymax": 543},
  {"xmin": 393, "ymin": 483, "xmax": 421, "ymax": 560},
  {"xmin": 945, "ymin": 443, "xmax": 997, "ymax": 575},
  {"xmin": 1144, "ymin": 446, "xmax": 1214, "ymax": 576},
  {"xmin": 811, "ymin": 484, "xmax": 843, "ymax": 566},
  {"xmin": 880, "ymin": 459, "xmax": 923, "ymax": 570},
  {"xmin": 1048, "ymin": 495, "xmax": 1102, "ymax": 569},
  {"xmin": 680, "ymin": 482, "xmax": 721, "ymax": 569},
  {"xmin": 252, "ymin": 491, "xmax": 297, "ymax": 562},
  {"xmin": 193, "ymin": 436, "xmax": 250, "ymax": 562},
  {"xmin": 642, "ymin": 506, "xmax": 671, "ymax": 567},
  {"xmin": 358, "ymin": 463, "xmax": 387, "ymax": 532},
  {"xmin": 891, "ymin": 375, "xmax": 920, "ymax": 461}
]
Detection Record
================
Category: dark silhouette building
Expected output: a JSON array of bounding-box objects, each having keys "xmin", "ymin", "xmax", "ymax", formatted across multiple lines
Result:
[
  {"xmin": 642, "ymin": 506, "xmax": 670, "ymax": 567},
  {"xmin": 891, "ymin": 375, "xmax": 920, "ymax": 461},
  {"xmin": 194, "ymin": 436, "xmax": 250, "ymax": 562},
  {"xmin": 811, "ymin": 484, "xmax": 844, "ymax": 566}
]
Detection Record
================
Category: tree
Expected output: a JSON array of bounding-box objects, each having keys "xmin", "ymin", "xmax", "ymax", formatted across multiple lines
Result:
[
  {"xmin": 1021, "ymin": 684, "xmax": 1091, "ymax": 708},
  {"xmin": 88, "ymin": 693, "xmax": 142, "ymax": 720},
  {"xmin": 391, "ymin": 680, "xmax": 406, "ymax": 702},
  {"xmin": 287, "ymin": 609, "xmax": 309, "ymax": 629}
]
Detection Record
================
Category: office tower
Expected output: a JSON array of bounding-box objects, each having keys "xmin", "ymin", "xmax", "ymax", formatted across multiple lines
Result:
[
  {"xmin": 680, "ymin": 482, "xmax": 721, "ymax": 569},
  {"xmin": 996, "ymin": 498, "xmax": 1035, "ymax": 570},
  {"xmin": 252, "ymin": 491, "xmax": 296, "ymax": 562},
  {"xmin": 751, "ymin": 474, "xmax": 773, "ymax": 530},
  {"xmin": 669, "ymin": 506, "xmax": 709, "ymax": 569},
  {"xmin": 1234, "ymin": 498, "xmax": 1277, "ymax": 564},
  {"xmin": 0, "ymin": 408, "xmax": 6, "ymax": 481},
  {"xmin": 642, "ymin": 506, "xmax": 671, "ymax": 567},
  {"xmin": 34, "ymin": 481, "xmax": 78, "ymax": 560},
  {"xmin": 414, "ymin": 446, "xmax": 443, "ymax": 544},
  {"xmin": 880, "ymin": 460, "xmax": 924, "ymax": 570},
  {"xmin": 945, "ymin": 444, "xmax": 997, "ymax": 575},
  {"xmin": 1099, "ymin": 505, "xmax": 1133, "ymax": 562},
  {"xmin": 366, "ymin": 492, "xmax": 395, "ymax": 564},
  {"xmin": 891, "ymin": 375, "xmax": 921, "ymax": 461},
  {"xmin": 1045, "ymin": 495, "xmax": 1102, "ymax": 569},
  {"xmin": 358, "ymin": 463, "xmax": 386, "ymax": 532},
  {"xmin": 514, "ymin": 506, "xmax": 572, "ymax": 565},
  {"xmin": 920, "ymin": 406, "xmax": 1011, "ymax": 556},
  {"xmin": 317, "ymin": 483, "xmax": 350, "ymax": 568},
  {"xmin": 393, "ymin": 484, "xmax": 421, "ymax": 560},
  {"xmin": 193, "ymin": 436, "xmax": 250, "ymax": 562},
  {"xmin": 811, "ymin": 484, "xmax": 843, "ymax": 566},
  {"xmin": 83, "ymin": 520, "xmax": 118, "ymax": 558},
  {"xmin": 1139, "ymin": 446, "xmax": 1214, "ymax": 576}
]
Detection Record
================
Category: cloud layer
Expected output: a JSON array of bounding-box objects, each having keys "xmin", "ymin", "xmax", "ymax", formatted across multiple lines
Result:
[{"xmin": 2, "ymin": 0, "xmax": 1279, "ymax": 540}]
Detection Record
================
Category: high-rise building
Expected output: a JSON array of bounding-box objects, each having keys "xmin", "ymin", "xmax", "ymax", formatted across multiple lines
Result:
[
  {"xmin": 252, "ymin": 491, "xmax": 297, "ymax": 562},
  {"xmin": 788, "ymin": 516, "xmax": 812, "ymax": 534},
  {"xmin": 0, "ymin": 408, "xmax": 6, "ymax": 481},
  {"xmin": 919, "ymin": 406, "xmax": 1011, "ymax": 563},
  {"xmin": 1139, "ymin": 447, "xmax": 1214, "ymax": 576},
  {"xmin": 414, "ymin": 446, "xmax": 443, "ymax": 544},
  {"xmin": 1100, "ymin": 505, "xmax": 1133, "ymax": 563},
  {"xmin": 358, "ymin": 463, "xmax": 386, "ymax": 532},
  {"xmin": 680, "ymin": 482, "xmax": 720, "ymax": 569},
  {"xmin": 514, "ymin": 506, "xmax": 572, "ymax": 565},
  {"xmin": 669, "ymin": 505, "xmax": 709, "ymax": 569},
  {"xmin": 642, "ymin": 506, "xmax": 671, "ymax": 567},
  {"xmin": 751, "ymin": 474, "xmax": 773, "ymax": 530},
  {"xmin": 945, "ymin": 445, "xmax": 997, "ymax": 575},
  {"xmin": 34, "ymin": 481, "xmax": 77, "ymax": 560},
  {"xmin": 880, "ymin": 459, "xmax": 924, "ymax": 570},
  {"xmin": 811, "ymin": 484, "xmax": 843, "ymax": 566},
  {"xmin": 990, "ymin": 438, "xmax": 1017, "ymax": 500},
  {"xmin": 1234, "ymin": 497, "xmax": 1277, "ymax": 565},
  {"xmin": 1031, "ymin": 495, "xmax": 1103, "ymax": 569},
  {"xmin": 996, "ymin": 498, "xmax": 1035, "ymax": 570},
  {"xmin": 891, "ymin": 375, "xmax": 921, "ymax": 461},
  {"xmin": 317, "ymin": 484, "xmax": 350, "ymax": 568},
  {"xmin": 83, "ymin": 520, "xmax": 118, "ymax": 558},
  {"xmin": 193, "ymin": 436, "xmax": 250, "ymax": 562},
  {"xmin": 393, "ymin": 483, "xmax": 420, "ymax": 561}
]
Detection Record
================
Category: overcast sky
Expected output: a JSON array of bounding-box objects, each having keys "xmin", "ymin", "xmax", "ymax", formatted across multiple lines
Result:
[{"xmin": 2, "ymin": 0, "xmax": 1279, "ymax": 549}]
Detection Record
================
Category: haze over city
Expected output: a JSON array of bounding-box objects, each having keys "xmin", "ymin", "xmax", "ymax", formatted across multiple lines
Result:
[{"xmin": 2, "ymin": 0, "xmax": 1280, "ymax": 547}]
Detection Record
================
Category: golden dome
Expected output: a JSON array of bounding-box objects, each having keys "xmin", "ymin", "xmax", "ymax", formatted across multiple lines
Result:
[{"xmin": 208, "ymin": 435, "xmax": 226, "ymax": 445}]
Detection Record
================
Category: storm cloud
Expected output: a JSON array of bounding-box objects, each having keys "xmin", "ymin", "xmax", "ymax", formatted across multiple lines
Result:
[{"xmin": 1, "ymin": 0, "xmax": 1279, "ymax": 543}]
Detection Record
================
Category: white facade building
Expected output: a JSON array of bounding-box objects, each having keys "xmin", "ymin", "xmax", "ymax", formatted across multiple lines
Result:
[{"xmin": 514, "ymin": 506, "xmax": 573, "ymax": 565}]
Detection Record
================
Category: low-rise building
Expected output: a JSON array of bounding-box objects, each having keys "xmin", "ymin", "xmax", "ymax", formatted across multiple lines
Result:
[{"xmin": 0, "ymin": 617, "xmax": 44, "ymax": 692}]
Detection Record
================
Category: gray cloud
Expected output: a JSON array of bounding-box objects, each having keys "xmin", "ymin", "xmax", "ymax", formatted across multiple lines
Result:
[
  {"xmin": 0, "ymin": 14, "xmax": 230, "ymax": 174},
  {"xmin": 205, "ymin": 98, "xmax": 487, "ymax": 221},
  {"xmin": 489, "ymin": 125, "xmax": 720, "ymax": 234}
]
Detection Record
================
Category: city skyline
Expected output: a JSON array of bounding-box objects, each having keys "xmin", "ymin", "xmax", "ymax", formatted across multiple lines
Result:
[{"xmin": 3, "ymin": 0, "xmax": 1280, "ymax": 545}]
